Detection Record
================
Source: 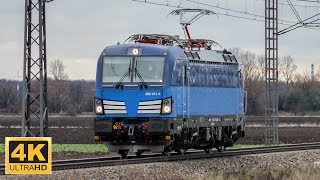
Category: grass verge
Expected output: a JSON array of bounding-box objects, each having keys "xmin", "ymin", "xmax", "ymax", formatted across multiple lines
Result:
[
  {"xmin": 0, "ymin": 144, "xmax": 108, "ymax": 153},
  {"xmin": 231, "ymin": 144, "xmax": 264, "ymax": 149},
  {"xmin": 0, "ymin": 144, "xmax": 4, "ymax": 153},
  {"xmin": 52, "ymin": 144, "xmax": 108, "ymax": 153}
]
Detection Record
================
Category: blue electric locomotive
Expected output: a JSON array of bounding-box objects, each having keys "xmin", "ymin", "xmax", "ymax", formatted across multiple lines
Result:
[{"xmin": 94, "ymin": 34, "xmax": 246, "ymax": 157}]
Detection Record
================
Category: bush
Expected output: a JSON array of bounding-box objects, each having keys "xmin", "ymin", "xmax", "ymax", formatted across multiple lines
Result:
[
  {"xmin": 65, "ymin": 104, "xmax": 78, "ymax": 116},
  {"xmin": 280, "ymin": 91, "xmax": 320, "ymax": 115}
]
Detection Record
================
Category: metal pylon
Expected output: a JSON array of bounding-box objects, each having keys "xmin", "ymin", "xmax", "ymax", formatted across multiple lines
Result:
[
  {"xmin": 22, "ymin": 0, "xmax": 49, "ymax": 137},
  {"xmin": 265, "ymin": 0, "xmax": 279, "ymax": 145}
]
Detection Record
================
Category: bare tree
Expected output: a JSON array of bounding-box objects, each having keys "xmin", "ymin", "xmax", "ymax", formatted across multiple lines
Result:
[
  {"xmin": 47, "ymin": 79, "xmax": 70, "ymax": 113},
  {"xmin": 0, "ymin": 80, "xmax": 18, "ymax": 112},
  {"xmin": 236, "ymin": 49, "xmax": 265, "ymax": 115},
  {"xmin": 241, "ymin": 50, "xmax": 257, "ymax": 81},
  {"xmin": 256, "ymin": 54, "xmax": 265, "ymax": 80},
  {"xmin": 294, "ymin": 69, "xmax": 316, "ymax": 92},
  {"xmin": 315, "ymin": 65, "xmax": 320, "ymax": 81},
  {"xmin": 279, "ymin": 56, "xmax": 297, "ymax": 89},
  {"xmin": 228, "ymin": 47, "xmax": 241, "ymax": 54},
  {"xmin": 47, "ymin": 59, "xmax": 70, "ymax": 113},
  {"xmin": 49, "ymin": 59, "xmax": 69, "ymax": 80}
]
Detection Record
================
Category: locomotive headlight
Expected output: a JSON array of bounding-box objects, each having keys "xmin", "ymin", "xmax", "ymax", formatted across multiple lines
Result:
[
  {"xmin": 95, "ymin": 98, "xmax": 104, "ymax": 114},
  {"xmin": 163, "ymin": 106, "xmax": 171, "ymax": 113},
  {"xmin": 161, "ymin": 97, "xmax": 172, "ymax": 114},
  {"xmin": 132, "ymin": 48, "xmax": 139, "ymax": 55},
  {"xmin": 96, "ymin": 106, "xmax": 103, "ymax": 114}
]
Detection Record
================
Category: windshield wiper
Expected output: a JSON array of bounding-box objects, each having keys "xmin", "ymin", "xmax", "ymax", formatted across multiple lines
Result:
[
  {"xmin": 115, "ymin": 58, "xmax": 148, "ymax": 89},
  {"xmin": 115, "ymin": 61, "xmax": 131, "ymax": 89},
  {"xmin": 134, "ymin": 67, "xmax": 148, "ymax": 89}
]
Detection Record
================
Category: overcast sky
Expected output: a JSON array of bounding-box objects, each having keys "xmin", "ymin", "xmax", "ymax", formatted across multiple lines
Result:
[{"xmin": 0, "ymin": 0, "xmax": 319, "ymax": 80}]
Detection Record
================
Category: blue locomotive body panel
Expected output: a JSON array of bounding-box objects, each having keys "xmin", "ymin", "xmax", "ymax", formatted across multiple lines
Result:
[
  {"xmin": 94, "ymin": 39, "xmax": 246, "ymax": 154},
  {"xmin": 172, "ymin": 87, "xmax": 243, "ymax": 115},
  {"xmin": 95, "ymin": 43, "xmax": 245, "ymax": 118}
]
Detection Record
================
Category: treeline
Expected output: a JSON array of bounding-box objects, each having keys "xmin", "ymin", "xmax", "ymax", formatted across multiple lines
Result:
[
  {"xmin": 230, "ymin": 48, "xmax": 320, "ymax": 115},
  {"xmin": 0, "ymin": 79, "xmax": 22, "ymax": 113},
  {"xmin": 0, "ymin": 79, "xmax": 94, "ymax": 115},
  {"xmin": 0, "ymin": 59, "xmax": 94, "ymax": 115},
  {"xmin": 0, "ymin": 53, "xmax": 319, "ymax": 116}
]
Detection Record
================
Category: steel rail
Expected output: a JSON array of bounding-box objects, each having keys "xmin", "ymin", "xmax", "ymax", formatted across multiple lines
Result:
[{"xmin": 1, "ymin": 142, "xmax": 320, "ymax": 175}]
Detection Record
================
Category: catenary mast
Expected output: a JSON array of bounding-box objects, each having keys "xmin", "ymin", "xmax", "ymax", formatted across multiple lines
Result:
[{"xmin": 22, "ymin": 0, "xmax": 52, "ymax": 137}]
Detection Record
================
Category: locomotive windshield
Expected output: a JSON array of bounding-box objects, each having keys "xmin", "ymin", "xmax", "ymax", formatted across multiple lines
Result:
[{"xmin": 102, "ymin": 56, "xmax": 165, "ymax": 83}]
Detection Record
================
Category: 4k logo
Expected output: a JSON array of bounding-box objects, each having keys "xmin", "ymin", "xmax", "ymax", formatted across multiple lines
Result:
[{"xmin": 5, "ymin": 137, "xmax": 52, "ymax": 174}]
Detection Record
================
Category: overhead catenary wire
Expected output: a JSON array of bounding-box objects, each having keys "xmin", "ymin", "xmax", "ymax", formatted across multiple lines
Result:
[
  {"xmin": 252, "ymin": 0, "xmax": 320, "ymax": 8},
  {"xmin": 132, "ymin": 0, "xmax": 320, "ymax": 31},
  {"xmin": 187, "ymin": 0, "xmax": 300, "ymax": 24},
  {"xmin": 278, "ymin": 12, "xmax": 320, "ymax": 34},
  {"xmin": 278, "ymin": 0, "xmax": 320, "ymax": 8},
  {"xmin": 286, "ymin": 0, "xmax": 303, "ymax": 22},
  {"xmin": 132, "ymin": 0, "xmax": 292, "ymax": 24},
  {"xmin": 296, "ymin": 0, "xmax": 320, "ymax": 3},
  {"xmin": 187, "ymin": 0, "xmax": 320, "ymax": 30}
]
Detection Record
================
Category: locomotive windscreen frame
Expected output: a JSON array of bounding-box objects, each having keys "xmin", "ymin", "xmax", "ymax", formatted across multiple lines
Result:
[{"xmin": 102, "ymin": 56, "xmax": 165, "ymax": 84}]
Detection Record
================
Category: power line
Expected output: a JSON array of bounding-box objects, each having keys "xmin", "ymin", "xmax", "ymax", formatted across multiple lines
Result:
[
  {"xmin": 279, "ymin": 1, "xmax": 320, "ymax": 8},
  {"xmin": 132, "ymin": 0, "xmax": 292, "ymax": 24},
  {"xmin": 278, "ymin": 12, "xmax": 320, "ymax": 34},
  {"xmin": 132, "ymin": 0, "xmax": 320, "ymax": 31},
  {"xmin": 187, "ymin": 0, "xmax": 320, "ymax": 30},
  {"xmin": 187, "ymin": 0, "xmax": 297, "ymax": 24},
  {"xmin": 296, "ymin": 0, "xmax": 320, "ymax": 3},
  {"xmin": 286, "ymin": 0, "xmax": 303, "ymax": 23}
]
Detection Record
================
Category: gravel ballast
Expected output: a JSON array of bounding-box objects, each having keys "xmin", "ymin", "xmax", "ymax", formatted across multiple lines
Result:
[{"xmin": 2, "ymin": 150, "xmax": 320, "ymax": 179}]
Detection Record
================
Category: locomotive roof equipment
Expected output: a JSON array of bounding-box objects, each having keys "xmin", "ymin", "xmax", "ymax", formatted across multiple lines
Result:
[{"xmin": 168, "ymin": 9, "xmax": 218, "ymax": 49}]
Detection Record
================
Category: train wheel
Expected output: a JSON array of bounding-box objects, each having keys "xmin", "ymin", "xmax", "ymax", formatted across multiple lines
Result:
[
  {"xmin": 217, "ymin": 146, "xmax": 225, "ymax": 152},
  {"xmin": 136, "ymin": 151, "xmax": 143, "ymax": 158},
  {"xmin": 119, "ymin": 150, "xmax": 128, "ymax": 159},
  {"xmin": 204, "ymin": 148, "xmax": 213, "ymax": 153},
  {"xmin": 162, "ymin": 150, "xmax": 171, "ymax": 156},
  {"xmin": 162, "ymin": 145, "xmax": 172, "ymax": 156},
  {"xmin": 176, "ymin": 148, "xmax": 186, "ymax": 155}
]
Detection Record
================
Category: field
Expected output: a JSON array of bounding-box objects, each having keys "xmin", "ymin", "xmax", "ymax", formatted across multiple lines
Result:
[
  {"xmin": 1, "ymin": 115, "xmax": 320, "ymax": 144},
  {"xmin": 1, "ymin": 115, "xmax": 320, "ymax": 178}
]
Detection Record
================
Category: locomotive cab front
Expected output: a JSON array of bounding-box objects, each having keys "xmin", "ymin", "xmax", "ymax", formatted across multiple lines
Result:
[{"xmin": 94, "ymin": 43, "xmax": 181, "ymax": 157}]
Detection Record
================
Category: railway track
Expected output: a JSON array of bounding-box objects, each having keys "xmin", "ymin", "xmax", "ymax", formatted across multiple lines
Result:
[{"xmin": 1, "ymin": 142, "xmax": 320, "ymax": 175}]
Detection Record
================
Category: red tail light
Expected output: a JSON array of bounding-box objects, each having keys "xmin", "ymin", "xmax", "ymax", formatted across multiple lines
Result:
[
  {"xmin": 142, "ymin": 123, "xmax": 148, "ymax": 130},
  {"xmin": 113, "ymin": 122, "xmax": 124, "ymax": 130}
]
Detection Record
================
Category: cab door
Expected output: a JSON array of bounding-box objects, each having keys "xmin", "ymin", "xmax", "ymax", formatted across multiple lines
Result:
[{"xmin": 176, "ymin": 60, "xmax": 189, "ymax": 119}]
